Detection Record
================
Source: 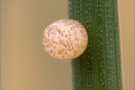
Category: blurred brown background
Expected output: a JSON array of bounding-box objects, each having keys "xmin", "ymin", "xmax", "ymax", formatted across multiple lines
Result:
[{"xmin": 1, "ymin": 0, "xmax": 134, "ymax": 90}]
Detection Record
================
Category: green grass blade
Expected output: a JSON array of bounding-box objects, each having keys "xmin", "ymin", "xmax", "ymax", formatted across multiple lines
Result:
[{"xmin": 68, "ymin": 0, "xmax": 122, "ymax": 90}]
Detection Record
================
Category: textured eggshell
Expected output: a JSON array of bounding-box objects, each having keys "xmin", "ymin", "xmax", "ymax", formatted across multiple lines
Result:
[{"xmin": 42, "ymin": 19, "xmax": 88, "ymax": 60}]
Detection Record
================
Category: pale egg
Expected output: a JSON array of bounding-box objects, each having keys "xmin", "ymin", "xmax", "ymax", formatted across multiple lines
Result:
[{"xmin": 42, "ymin": 19, "xmax": 88, "ymax": 60}]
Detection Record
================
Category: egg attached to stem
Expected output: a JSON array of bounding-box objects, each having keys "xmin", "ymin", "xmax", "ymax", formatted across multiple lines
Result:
[{"xmin": 42, "ymin": 19, "xmax": 88, "ymax": 60}]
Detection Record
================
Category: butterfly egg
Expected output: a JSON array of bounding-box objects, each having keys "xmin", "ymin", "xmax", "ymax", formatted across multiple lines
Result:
[{"xmin": 42, "ymin": 19, "xmax": 88, "ymax": 60}]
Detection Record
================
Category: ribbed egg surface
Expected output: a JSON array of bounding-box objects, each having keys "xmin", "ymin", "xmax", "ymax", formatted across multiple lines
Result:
[{"xmin": 42, "ymin": 19, "xmax": 88, "ymax": 60}]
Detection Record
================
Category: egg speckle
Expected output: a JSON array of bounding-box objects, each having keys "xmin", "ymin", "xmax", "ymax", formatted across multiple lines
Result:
[{"xmin": 42, "ymin": 19, "xmax": 88, "ymax": 60}]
